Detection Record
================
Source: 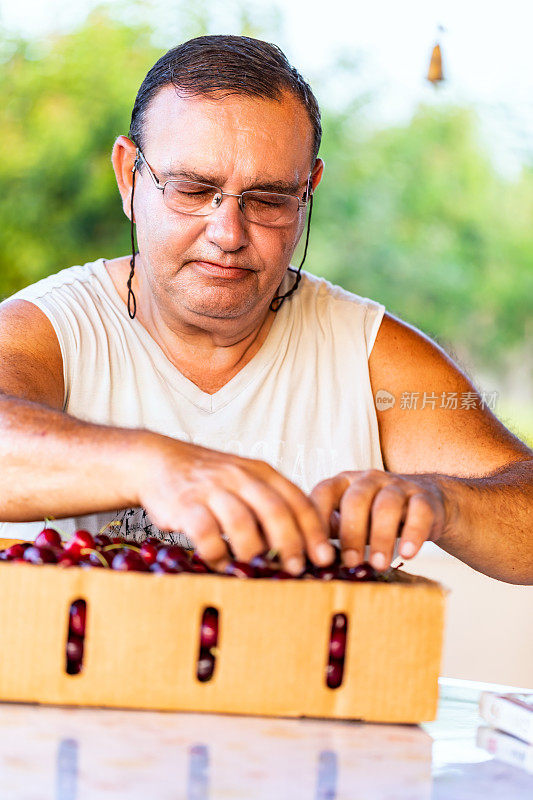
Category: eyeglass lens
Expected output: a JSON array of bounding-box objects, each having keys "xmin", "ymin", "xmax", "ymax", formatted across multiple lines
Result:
[{"xmin": 162, "ymin": 181, "xmax": 301, "ymax": 226}]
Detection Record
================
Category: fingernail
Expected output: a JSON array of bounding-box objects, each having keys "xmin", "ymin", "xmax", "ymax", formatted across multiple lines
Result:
[
  {"xmin": 342, "ymin": 549, "xmax": 360, "ymax": 568},
  {"xmin": 371, "ymin": 552, "xmax": 386, "ymax": 571},
  {"xmin": 400, "ymin": 542, "xmax": 416, "ymax": 558},
  {"xmin": 316, "ymin": 543, "xmax": 335, "ymax": 565},
  {"xmin": 287, "ymin": 557, "xmax": 304, "ymax": 576}
]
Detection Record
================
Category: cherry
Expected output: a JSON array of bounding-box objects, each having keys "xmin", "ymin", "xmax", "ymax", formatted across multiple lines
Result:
[
  {"xmin": 23, "ymin": 545, "xmax": 58, "ymax": 564},
  {"xmin": 269, "ymin": 569, "xmax": 293, "ymax": 580},
  {"xmin": 65, "ymin": 530, "xmax": 94, "ymax": 557},
  {"xmin": 200, "ymin": 609, "xmax": 218, "ymax": 649},
  {"xmin": 326, "ymin": 660, "xmax": 343, "ymax": 689},
  {"xmin": 329, "ymin": 629, "xmax": 346, "ymax": 660},
  {"xmin": 139, "ymin": 542, "xmax": 158, "ymax": 566},
  {"xmin": 69, "ymin": 600, "xmax": 86, "ymax": 636},
  {"xmin": 224, "ymin": 561, "xmax": 257, "ymax": 578},
  {"xmin": 143, "ymin": 536, "xmax": 163, "ymax": 547},
  {"xmin": 339, "ymin": 562, "xmax": 377, "ymax": 581},
  {"xmin": 190, "ymin": 553, "xmax": 212, "ymax": 573},
  {"xmin": 35, "ymin": 528, "xmax": 62, "ymax": 548},
  {"xmin": 197, "ymin": 650, "xmax": 215, "ymax": 682},
  {"xmin": 66, "ymin": 634, "xmax": 84, "ymax": 674},
  {"xmin": 149, "ymin": 562, "xmax": 168, "ymax": 574},
  {"xmin": 58, "ymin": 555, "xmax": 78, "ymax": 568},
  {"xmin": 2, "ymin": 543, "xmax": 28, "ymax": 560},
  {"xmin": 332, "ymin": 613, "xmax": 346, "ymax": 630},
  {"xmin": 312, "ymin": 566, "xmax": 338, "ymax": 581},
  {"xmin": 156, "ymin": 546, "xmax": 190, "ymax": 572},
  {"xmin": 111, "ymin": 549, "xmax": 148, "ymax": 572},
  {"xmin": 94, "ymin": 533, "xmax": 112, "ymax": 548}
]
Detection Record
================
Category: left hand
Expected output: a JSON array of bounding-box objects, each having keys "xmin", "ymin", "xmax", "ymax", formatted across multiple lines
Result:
[{"xmin": 310, "ymin": 469, "xmax": 448, "ymax": 571}]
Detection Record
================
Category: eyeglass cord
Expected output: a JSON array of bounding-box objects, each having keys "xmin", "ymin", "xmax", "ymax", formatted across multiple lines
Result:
[{"xmin": 127, "ymin": 162, "xmax": 313, "ymax": 320}]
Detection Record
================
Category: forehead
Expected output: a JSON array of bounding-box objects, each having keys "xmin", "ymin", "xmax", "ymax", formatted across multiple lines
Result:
[{"xmin": 141, "ymin": 85, "xmax": 315, "ymax": 183}]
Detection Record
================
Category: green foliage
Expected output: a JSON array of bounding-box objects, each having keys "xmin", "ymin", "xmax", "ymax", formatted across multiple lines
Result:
[
  {"xmin": 310, "ymin": 104, "xmax": 533, "ymax": 371},
  {"xmin": 0, "ymin": 4, "xmax": 531, "ymax": 383},
  {"xmin": 0, "ymin": 9, "xmax": 159, "ymax": 292}
]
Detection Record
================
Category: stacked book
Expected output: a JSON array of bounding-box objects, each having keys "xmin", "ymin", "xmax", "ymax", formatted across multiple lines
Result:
[{"xmin": 477, "ymin": 691, "xmax": 533, "ymax": 773}]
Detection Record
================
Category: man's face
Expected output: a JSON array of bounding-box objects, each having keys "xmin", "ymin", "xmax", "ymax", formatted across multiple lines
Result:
[{"xmin": 130, "ymin": 86, "xmax": 322, "ymax": 331}]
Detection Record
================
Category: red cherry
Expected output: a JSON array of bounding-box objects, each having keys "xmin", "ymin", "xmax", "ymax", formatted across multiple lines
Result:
[
  {"xmin": 111, "ymin": 549, "xmax": 148, "ymax": 572},
  {"xmin": 269, "ymin": 569, "xmax": 293, "ymax": 580},
  {"xmin": 149, "ymin": 562, "xmax": 168, "ymax": 574},
  {"xmin": 312, "ymin": 566, "xmax": 338, "ymax": 581},
  {"xmin": 156, "ymin": 546, "xmax": 190, "ymax": 572},
  {"xmin": 2, "ymin": 543, "xmax": 28, "ymax": 560},
  {"xmin": 35, "ymin": 528, "xmax": 62, "ymax": 548},
  {"xmin": 200, "ymin": 610, "xmax": 218, "ymax": 649},
  {"xmin": 66, "ymin": 634, "xmax": 84, "ymax": 674},
  {"xmin": 224, "ymin": 561, "xmax": 256, "ymax": 578},
  {"xmin": 329, "ymin": 629, "xmax": 346, "ymax": 660},
  {"xmin": 139, "ymin": 542, "xmax": 158, "ymax": 566},
  {"xmin": 143, "ymin": 536, "xmax": 162, "ymax": 547},
  {"xmin": 94, "ymin": 533, "xmax": 112, "ymax": 548},
  {"xmin": 65, "ymin": 530, "xmax": 94, "ymax": 556},
  {"xmin": 23, "ymin": 545, "xmax": 58, "ymax": 564},
  {"xmin": 58, "ymin": 555, "xmax": 78, "ymax": 568},
  {"xmin": 339, "ymin": 562, "xmax": 377, "ymax": 581},
  {"xmin": 326, "ymin": 660, "xmax": 343, "ymax": 689},
  {"xmin": 69, "ymin": 600, "xmax": 86, "ymax": 636},
  {"xmin": 332, "ymin": 613, "xmax": 346, "ymax": 630},
  {"xmin": 197, "ymin": 650, "xmax": 215, "ymax": 682}
]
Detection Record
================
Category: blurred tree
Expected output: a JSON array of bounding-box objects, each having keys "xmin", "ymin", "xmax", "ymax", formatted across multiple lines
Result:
[
  {"xmin": 0, "ymin": 8, "xmax": 159, "ymax": 293},
  {"xmin": 310, "ymin": 103, "xmax": 533, "ymax": 375}
]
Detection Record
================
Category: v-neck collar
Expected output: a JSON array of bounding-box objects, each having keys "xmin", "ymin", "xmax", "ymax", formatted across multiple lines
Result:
[{"xmin": 94, "ymin": 258, "xmax": 292, "ymax": 413}]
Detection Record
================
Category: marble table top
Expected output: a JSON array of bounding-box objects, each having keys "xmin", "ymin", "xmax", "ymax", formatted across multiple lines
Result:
[{"xmin": 0, "ymin": 677, "xmax": 531, "ymax": 799}]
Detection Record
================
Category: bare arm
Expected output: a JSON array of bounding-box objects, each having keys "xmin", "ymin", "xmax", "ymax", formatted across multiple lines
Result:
[
  {"xmin": 312, "ymin": 312, "xmax": 533, "ymax": 584},
  {"xmin": 0, "ymin": 300, "xmax": 333, "ymax": 573},
  {"xmin": 0, "ymin": 300, "xmax": 147, "ymax": 520}
]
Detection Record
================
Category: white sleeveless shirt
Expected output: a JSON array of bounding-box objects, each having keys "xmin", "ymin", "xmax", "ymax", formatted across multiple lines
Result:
[{"xmin": 1, "ymin": 259, "xmax": 385, "ymax": 544}]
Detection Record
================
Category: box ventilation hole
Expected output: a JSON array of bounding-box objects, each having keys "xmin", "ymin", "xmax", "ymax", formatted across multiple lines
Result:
[
  {"xmin": 66, "ymin": 599, "xmax": 86, "ymax": 675},
  {"xmin": 326, "ymin": 613, "xmax": 347, "ymax": 689},
  {"xmin": 196, "ymin": 607, "xmax": 219, "ymax": 682}
]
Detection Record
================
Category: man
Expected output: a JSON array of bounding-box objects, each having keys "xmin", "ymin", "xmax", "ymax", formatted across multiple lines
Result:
[{"xmin": 0, "ymin": 36, "xmax": 531, "ymax": 583}]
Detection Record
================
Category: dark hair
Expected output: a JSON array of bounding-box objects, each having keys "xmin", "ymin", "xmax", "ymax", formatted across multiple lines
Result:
[{"xmin": 128, "ymin": 35, "xmax": 321, "ymax": 164}]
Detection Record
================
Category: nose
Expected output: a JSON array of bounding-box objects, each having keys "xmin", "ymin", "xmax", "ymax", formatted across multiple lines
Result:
[{"xmin": 204, "ymin": 194, "xmax": 249, "ymax": 252}]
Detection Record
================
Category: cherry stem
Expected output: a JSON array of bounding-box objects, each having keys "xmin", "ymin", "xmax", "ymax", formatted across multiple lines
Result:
[
  {"xmin": 80, "ymin": 548, "xmax": 110, "ymax": 568},
  {"xmin": 102, "ymin": 543, "xmax": 142, "ymax": 553},
  {"xmin": 98, "ymin": 520, "xmax": 122, "ymax": 535}
]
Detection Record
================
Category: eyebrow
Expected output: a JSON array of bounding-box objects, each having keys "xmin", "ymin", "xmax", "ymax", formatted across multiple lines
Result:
[{"xmin": 158, "ymin": 165, "xmax": 302, "ymax": 195}]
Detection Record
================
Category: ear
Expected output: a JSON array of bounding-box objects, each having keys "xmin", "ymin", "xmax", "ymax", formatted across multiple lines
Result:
[
  {"xmin": 310, "ymin": 158, "xmax": 324, "ymax": 193},
  {"xmin": 111, "ymin": 136, "xmax": 138, "ymax": 221}
]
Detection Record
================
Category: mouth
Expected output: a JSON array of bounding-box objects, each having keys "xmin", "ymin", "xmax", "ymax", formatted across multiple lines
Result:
[{"xmin": 190, "ymin": 261, "xmax": 252, "ymax": 280}]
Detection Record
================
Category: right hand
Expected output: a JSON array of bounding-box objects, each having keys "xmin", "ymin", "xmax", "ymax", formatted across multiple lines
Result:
[{"xmin": 133, "ymin": 434, "xmax": 336, "ymax": 575}]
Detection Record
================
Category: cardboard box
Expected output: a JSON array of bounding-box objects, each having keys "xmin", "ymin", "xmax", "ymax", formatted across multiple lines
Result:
[{"xmin": 0, "ymin": 539, "xmax": 447, "ymax": 723}]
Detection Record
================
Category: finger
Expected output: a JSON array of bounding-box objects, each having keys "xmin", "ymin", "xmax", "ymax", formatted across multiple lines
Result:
[
  {"xmin": 338, "ymin": 479, "xmax": 381, "ymax": 567},
  {"xmin": 309, "ymin": 475, "xmax": 350, "ymax": 531},
  {"xmin": 178, "ymin": 503, "xmax": 230, "ymax": 571},
  {"xmin": 368, "ymin": 485, "xmax": 407, "ymax": 571},
  {"xmin": 398, "ymin": 492, "xmax": 440, "ymax": 560},
  {"xmin": 206, "ymin": 488, "xmax": 265, "ymax": 561},
  {"xmin": 260, "ymin": 467, "xmax": 336, "ymax": 567}
]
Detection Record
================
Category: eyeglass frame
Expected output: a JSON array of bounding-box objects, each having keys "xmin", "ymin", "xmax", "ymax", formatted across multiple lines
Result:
[{"xmin": 132, "ymin": 147, "xmax": 312, "ymax": 226}]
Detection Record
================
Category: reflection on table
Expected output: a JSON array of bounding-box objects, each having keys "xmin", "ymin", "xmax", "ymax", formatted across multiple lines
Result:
[{"xmin": 0, "ymin": 678, "xmax": 531, "ymax": 799}]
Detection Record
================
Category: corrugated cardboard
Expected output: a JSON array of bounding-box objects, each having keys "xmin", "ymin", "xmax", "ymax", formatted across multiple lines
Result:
[{"xmin": 0, "ymin": 539, "xmax": 447, "ymax": 722}]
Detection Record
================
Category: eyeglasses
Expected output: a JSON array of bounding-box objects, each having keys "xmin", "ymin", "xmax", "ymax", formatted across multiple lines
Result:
[{"xmin": 133, "ymin": 148, "xmax": 311, "ymax": 227}]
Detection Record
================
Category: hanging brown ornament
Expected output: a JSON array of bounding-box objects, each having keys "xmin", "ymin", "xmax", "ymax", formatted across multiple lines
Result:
[{"xmin": 427, "ymin": 42, "xmax": 444, "ymax": 84}]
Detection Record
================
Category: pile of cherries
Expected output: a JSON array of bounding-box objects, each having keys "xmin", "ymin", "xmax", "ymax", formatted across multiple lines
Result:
[{"xmin": 0, "ymin": 526, "xmax": 384, "ymax": 582}]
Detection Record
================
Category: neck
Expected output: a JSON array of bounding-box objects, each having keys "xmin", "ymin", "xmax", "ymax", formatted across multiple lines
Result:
[{"xmin": 105, "ymin": 256, "xmax": 277, "ymax": 393}]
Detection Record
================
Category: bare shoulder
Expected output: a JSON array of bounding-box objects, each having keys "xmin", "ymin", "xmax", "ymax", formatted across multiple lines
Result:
[
  {"xmin": 368, "ymin": 312, "xmax": 532, "ymax": 475},
  {"xmin": 0, "ymin": 298, "xmax": 64, "ymax": 409}
]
